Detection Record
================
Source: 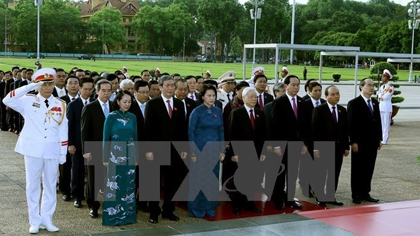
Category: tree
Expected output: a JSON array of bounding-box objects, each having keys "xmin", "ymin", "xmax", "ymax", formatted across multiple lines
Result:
[
  {"xmin": 88, "ymin": 7, "xmax": 126, "ymax": 54},
  {"xmin": 131, "ymin": 4, "xmax": 197, "ymax": 55},
  {"xmin": 14, "ymin": 0, "xmax": 85, "ymax": 53},
  {"xmin": 198, "ymin": 0, "xmax": 243, "ymax": 60}
]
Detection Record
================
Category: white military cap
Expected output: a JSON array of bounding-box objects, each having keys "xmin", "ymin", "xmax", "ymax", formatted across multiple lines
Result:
[
  {"xmin": 218, "ymin": 71, "xmax": 236, "ymax": 86},
  {"xmin": 32, "ymin": 68, "xmax": 56, "ymax": 82},
  {"xmin": 383, "ymin": 69, "xmax": 392, "ymax": 80}
]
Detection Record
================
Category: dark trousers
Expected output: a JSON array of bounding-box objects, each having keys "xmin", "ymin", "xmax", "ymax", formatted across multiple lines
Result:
[
  {"xmin": 59, "ymin": 153, "xmax": 72, "ymax": 195},
  {"xmin": 351, "ymin": 142, "xmax": 378, "ymax": 199},
  {"xmin": 71, "ymin": 153, "xmax": 85, "ymax": 202},
  {"xmin": 0, "ymin": 103, "xmax": 7, "ymax": 131},
  {"xmin": 6, "ymin": 108, "xmax": 13, "ymax": 130},
  {"xmin": 86, "ymin": 162, "xmax": 104, "ymax": 211},
  {"xmin": 312, "ymin": 144, "xmax": 344, "ymax": 201}
]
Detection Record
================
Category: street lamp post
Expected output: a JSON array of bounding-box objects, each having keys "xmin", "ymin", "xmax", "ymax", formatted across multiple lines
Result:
[
  {"xmin": 250, "ymin": 0, "xmax": 264, "ymax": 70},
  {"xmin": 35, "ymin": 0, "xmax": 42, "ymax": 63},
  {"xmin": 408, "ymin": 0, "xmax": 420, "ymax": 83},
  {"xmin": 290, "ymin": 0, "xmax": 296, "ymax": 65},
  {"xmin": 4, "ymin": 9, "xmax": 7, "ymax": 58}
]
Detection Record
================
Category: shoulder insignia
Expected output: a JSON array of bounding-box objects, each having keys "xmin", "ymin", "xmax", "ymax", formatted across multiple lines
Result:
[{"xmin": 54, "ymin": 97, "xmax": 66, "ymax": 103}]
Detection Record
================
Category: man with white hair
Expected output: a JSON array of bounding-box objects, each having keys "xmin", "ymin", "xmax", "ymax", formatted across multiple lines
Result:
[
  {"xmin": 228, "ymin": 87, "xmax": 266, "ymax": 215},
  {"xmin": 3, "ymin": 68, "xmax": 68, "ymax": 234},
  {"xmin": 120, "ymin": 79, "xmax": 135, "ymax": 96},
  {"xmin": 377, "ymin": 69, "xmax": 394, "ymax": 145}
]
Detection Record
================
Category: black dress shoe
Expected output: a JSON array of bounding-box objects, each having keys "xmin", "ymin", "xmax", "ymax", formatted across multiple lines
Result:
[
  {"xmin": 89, "ymin": 209, "xmax": 98, "ymax": 218},
  {"xmin": 317, "ymin": 201, "xmax": 326, "ymax": 207},
  {"xmin": 364, "ymin": 195, "xmax": 379, "ymax": 202},
  {"xmin": 232, "ymin": 208, "xmax": 242, "ymax": 215},
  {"xmin": 148, "ymin": 215, "xmax": 158, "ymax": 224},
  {"xmin": 62, "ymin": 194, "xmax": 71, "ymax": 201},
  {"xmin": 275, "ymin": 203, "xmax": 284, "ymax": 211},
  {"xmin": 162, "ymin": 213, "xmax": 179, "ymax": 221},
  {"xmin": 245, "ymin": 207, "xmax": 261, "ymax": 213},
  {"xmin": 352, "ymin": 197, "xmax": 361, "ymax": 204},
  {"xmin": 286, "ymin": 201, "xmax": 303, "ymax": 209},
  {"xmin": 74, "ymin": 200, "xmax": 82, "ymax": 208},
  {"xmin": 329, "ymin": 200, "xmax": 344, "ymax": 206}
]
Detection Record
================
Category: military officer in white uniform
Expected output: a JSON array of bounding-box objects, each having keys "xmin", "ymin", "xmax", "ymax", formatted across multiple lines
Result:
[
  {"xmin": 3, "ymin": 68, "xmax": 68, "ymax": 234},
  {"xmin": 280, "ymin": 66, "xmax": 289, "ymax": 82},
  {"xmin": 217, "ymin": 71, "xmax": 236, "ymax": 109},
  {"xmin": 377, "ymin": 69, "xmax": 394, "ymax": 145}
]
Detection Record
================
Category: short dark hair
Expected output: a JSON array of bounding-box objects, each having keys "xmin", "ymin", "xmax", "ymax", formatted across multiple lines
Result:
[
  {"xmin": 131, "ymin": 75, "xmax": 142, "ymax": 82},
  {"xmin": 198, "ymin": 84, "xmax": 217, "ymax": 104},
  {"xmin": 26, "ymin": 69, "xmax": 34, "ymax": 73},
  {"xmin": 324, "ymin": 85, "xmax": 337, "ymax": 96},
  {"xmin": 141, "ymin": 69, "xmax": 149, "ymax": 75},
  {"xmin": 359, "ymin": 78, "xmax": 370, "ymax": 91},
  {"xmin": 115, "ymin": 70, "xmax": 124, "ymax": 76},
  {"xmin": 308, "ymin": 81, "xmax": 322, "ymax": 92},
  {"xmin": 253, "ymin": 74, "xmax": 267, "ymax": 83},
  {"xmin": 148, "ymin": 80, "xmax": 158, "ymax": 89},
  {"xmin": 134, "ymin": 80, "xmax": 149, "ymax": 91},
  {"xmin": 65, "ymin": 76, "xmax": 79, "ymax": 84},
  {"xmin": 56, "ymin": 68, "xmax": 66, "ymax": 73},
  {"xmin": 80, "ymin": 77, "xmax": 94, "ymax": 87},
  {"xmin": 12, "ymin": 66, "xmax": 19, "ymax": 71},
  {"xmin": 283, "ymin": 75, "xmax": 300, "ymax": 85},
  {"xmin": 105, "ymin": 73, "xmax": 118, "ymax": 82},
  {"xmin": 90, "ymin": 71, "xmax": 99, "ymax": 78},
  {"xmin": 185, "ymin": 75, "xmax": 195, "ymax": 81},
  {"xmin": 235, "ymin": 81, "xmax": 249, "ymax": 91},
  {"xmin": 195, "ymin": 76, "xmax": 204, "ymax": 82},
  {"xmin": 304, "ymin": 79, "xmax": 316, "ymax": 91},
  {"xmin": 96, "ymin": 79, "xmax": 112, "ymax": 91},
  {"xmin": 202, "ymin": 79, "xmax": 218, "ymax": 87}
]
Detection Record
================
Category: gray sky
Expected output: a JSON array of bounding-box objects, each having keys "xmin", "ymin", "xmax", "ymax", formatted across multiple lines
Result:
[{"xmin": 238, "ymin": 0, "xmax": 411, "ymax": 6}]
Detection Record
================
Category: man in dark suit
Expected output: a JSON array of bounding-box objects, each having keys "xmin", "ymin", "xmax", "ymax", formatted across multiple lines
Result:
[
  {"xmin": 185, "ymin": 75, "xmax": 199, "ymax": 100},
  {"xmin": 6, "ymin": 67, "xmax": 19, "ymax": 132},
  {"xmin": 144, "ymin": 75, "xmax": 187, "ymax": 223},
  {"xmin": 81, "ymin": 79, "xmax": 112, "ymax": 218},
  {"xmin": 301, "ymin": 81, "xmax": 326, "ymax": 197},
  {"xmin": 312, "ymin": 85, "xmax": 349, "ymax": 207},
  {"xmin": 52, "ymin": 69, "xmax": 67, "ymax": 98},
  {"xmin": 228, "ymin": 87, "xmax": 265, "ymax": 215},
  {"xmin": 253, "ymin": 74, "xmax": 273, "ymax": 111},
  {"xmin": 59, "ymin": 76, "xmax": 80, "ymax": 201},
  {"xmin": 268, "ymin": 75, "xmax": 309, "ymax": 210},
  {"xmin": 0, "ymin": 71, "xmax": 12, "ymax": 131},
  {"xmin": 130, "ymin": 80, "xmax": 149, "ymax": 212},
  {"xmin": 347, "ymin": 78, "xmax": 382, "ymax": 204},
  {"xmin": 263, "ymin": 82, "xmax": 285, "ymax": 128},
  {"xmin": 174, "ymin": 78, "xmax": 196, "ymax": 125},
  {"xmin": 0, "ymin": 70, "xmax": 5, "ymax": 130},
  {"xmin": 67, "ymin": 77, "xmax": 94, "ymax": 208},
  {"xmin": 302, "ymin": 79, "xmax": 316, "ymax": 101}
]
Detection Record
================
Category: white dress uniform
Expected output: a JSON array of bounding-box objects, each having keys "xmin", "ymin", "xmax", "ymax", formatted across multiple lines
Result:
[
  {"xmin": 217, "ymin": 71, "xmax": 236, "ymax": 109},
  {"xmin": 2, "ymin": 73, "xmax": 68, "ymax": 231},
  {"xmin": 377, "ymin": 81, "xmax": 394, "ymax": 144}
]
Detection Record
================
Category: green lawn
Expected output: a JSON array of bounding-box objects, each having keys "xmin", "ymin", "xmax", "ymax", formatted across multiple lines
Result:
[{"xmin": 0, "ymin": 57, "xmax": 413, "ymax": 81}]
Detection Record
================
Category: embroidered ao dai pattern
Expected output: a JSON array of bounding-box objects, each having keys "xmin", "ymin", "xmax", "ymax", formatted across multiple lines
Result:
[
  {"xmin": 102, "ymin": 110, "xmax": 138, "ymax": 226},
  {"xmin": 188, "ymin": 104, "xmax": 224, "ymax": 217}
]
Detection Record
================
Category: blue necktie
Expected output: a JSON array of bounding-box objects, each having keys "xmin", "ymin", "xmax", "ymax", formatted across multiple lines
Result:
[
  {"xmin": 103, "ymin": 103, "xmax": 109, "ymax": 117},
  {"xmin": 367, "ymin": 99, "xmax": 373, "ymax": 115}
]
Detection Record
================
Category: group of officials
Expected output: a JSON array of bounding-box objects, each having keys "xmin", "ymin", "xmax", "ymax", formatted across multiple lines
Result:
[{"xmin": 0, "ymin": 65, "xmax": 394, "ymax": 234}]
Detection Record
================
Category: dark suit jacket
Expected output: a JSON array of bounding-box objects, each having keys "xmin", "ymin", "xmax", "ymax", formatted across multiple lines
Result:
[
  {"xmin": 19, "ymin": 79, "xmax": 28, "ymax": 87},
  {"xmin": 269, "ymin": 94, "xmax": 309, "ymax": 145},
  {"xmin": 5, "ymin": 79, "xmax": 14, "ymax": 94},
  {"xmin": 81, "ymin": 100, "xmax": 111, "ymax": 154},
  {"xmin": 305, "ymin": 98, "xmax": 326, "ymax": 136},
  {"xmin": 229, "ymin": 106, "xmax": 266, "ymax": 157},
  {"xmin": 312, "ymin": 103, "xmax": 349, "ymax": 153},
  {"xmin": 53, "ymin": 87, "xmax": 68, "ymax": 98},
  {"xmin": 347, "ymin": 95, "xmax": 382, "ymax": 146},
  {"xmin": 128, "ymin": 100, "xmax": 146, "ymax": 141},
  {"xmin": 67, "ymin": 98, "xmax": 85, "ymax": 152},
  {"xmin": 60, "ymin": 95, "xmax": 78, "ymax": 105},
  {"xmin": 144, "ymin": 96, "xmax": 186, "ymax": 142},
  {"xmin": 0, "ymin": 81, "xmax": 5, "ymax": 100},
  {"xmin": 256, "ymin": 92, "xmax": 274, "ymax": 110},
  {"xmin": 302, "ymin": 94, "xmax": 310, "ymax": 101}
]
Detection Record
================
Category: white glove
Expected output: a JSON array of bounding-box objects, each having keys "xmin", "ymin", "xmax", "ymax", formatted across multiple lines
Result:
[{"xmin": 59, "ymin": 154, "xmax": 66, "ymax": 164}]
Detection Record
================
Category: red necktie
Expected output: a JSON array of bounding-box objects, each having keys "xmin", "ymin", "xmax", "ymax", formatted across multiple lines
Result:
[
  {"xmin": 292, "ymin": 97, "xmax": 298, "ymax": 118},
  {"xmin": 258, "ymin": 94, "xmax": 263, "ymax": 110},
  {"xmin": 166, "ymin": 99, "xmax": 172, "ymax": 119},
  {"xmin": 250, "ymin": 109, "xmax": 255, "ymax": 130},
  {"xmin": 332, "ymin": 106, "xmax": 338, "ymax": 123}
]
